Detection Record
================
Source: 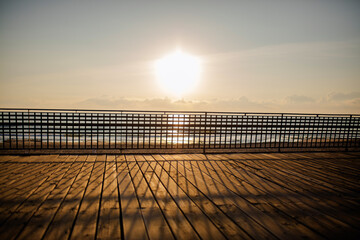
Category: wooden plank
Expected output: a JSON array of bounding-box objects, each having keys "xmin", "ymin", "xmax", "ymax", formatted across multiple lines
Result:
[
  {"xmin": 96, "ymin": 155, "xmax": 122, "ymax": 240},
  {"xmin": 0, "ymin": 155, "xmax": 22, "ymax": 162},
  {"xmin": 294, "ymin": 152, "xmax": 360, "ymax": 170},
  {"xmin": 0, "ymin": 155, "xmax": 78, "ymax": 240},
  {"xmin": 135, "ymin": 155, "xmax": 200, "ymax": 240},
  {"xmin": 125, "ymin": 155, "xmax": 174, "ymax": 239},
  {"xmin": 193, "ymin": 155, "xmax": 321, "ymax": 239},
  {"xmin": 146, "ymin": 154, "xmax": 228, "ymax": 240},
  {"xmin": 283, "ymin": 153, "xmax": 360, "ymax": 188},
  {"xmin": 221, "ymin": 153, "xmax": 360, "ymax": 239},
  {"xmin": 258, "ymin": 153, "xmax": 360, "ymax": 204},
  {"xmin": 0, "ymin": 155, "xmax": 26, "ymax": 177},
  {"xmin": 309, "ymin": 153, "xmax": 360, "ymax": 173},
  {"xmin": 116, "ymin": 155, "xmax": 148, "ymax": 240},
  {"xmin": 170, "ymin": 153, "xmax": 317, "ymax": 240},
  {"xmin": 154, "ymin": 154, "xmax": 253, "ymax": 239},
  {"xmin": 342, "ymin": 152, "xmax": 360, "ymax": 167},
  {"xmin": 42, "ymin": 155, "xmax": 96, "ymax": 240},
  {"xmin": 277, "ymin": 153, "xmax": 360, "ymax": 185},
  {"xmin": 70, "ymin": 155, "xmax": 106, "ymax": 240},
  {"xmin": 0, "ymin": 156, "xmax": 45, "ymax": 198},
  {"xmin": 0, "ymin": 155, "xmax": 54, "ymax": 188},
  {"xmin": 271, "ymin": 152, "xmax": 360, "ymax": 177},
  {"xmin": 0, "ymin": 162, "xmax": 29, "ymax": 187},
  {"xmin": 0, "ymin": 156, "xmax": 67, "ymax": 188},
  {"xmin": 260, "ymin": 153, "xmax": 360, "ymax": 200},
  {"xmin": 246, "ymin": 153, "xmax": 360, "ymax": 228},
  {"xmin": 0, "ymin": 155, "xmax": 65, "ymax": 199}
]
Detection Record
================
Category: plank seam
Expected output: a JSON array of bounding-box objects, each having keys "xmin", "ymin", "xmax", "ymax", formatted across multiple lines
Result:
[
  {"xmin": 67, "ymin": 156, "xmax": 97, "ymax": 240},
  {"xmin": 95, "ymin": 155, "xmax": 106, "ymax": 240},
  {"xmin": 114, "ymin": 155, "xmax": 125, "ymax": 240},
  {"xmin": 124, "ymin": 155, "xmax": 150, "ymax": 240}
]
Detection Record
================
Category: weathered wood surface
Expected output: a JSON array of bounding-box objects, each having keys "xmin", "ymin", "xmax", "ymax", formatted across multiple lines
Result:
[{"xmin": 0, "ymin": 152, "xmax": 359, "ymax": 239}]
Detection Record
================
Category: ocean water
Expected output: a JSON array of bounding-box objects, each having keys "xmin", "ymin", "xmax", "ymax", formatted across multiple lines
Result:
[{"xmin": 0, "ymin": 131, "xmax": 349, "ymax": 145}]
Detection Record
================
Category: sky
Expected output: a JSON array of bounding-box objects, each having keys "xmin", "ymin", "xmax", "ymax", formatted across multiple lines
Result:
[{"xmin": 0, "ymin": 0, "xmax": 360, "ymax": 113}]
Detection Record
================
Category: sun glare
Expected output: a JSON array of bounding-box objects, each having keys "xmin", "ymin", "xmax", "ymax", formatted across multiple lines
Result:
[{"xmin": 155, "ymin": 49, "xmax": 201, "ymax": 97}]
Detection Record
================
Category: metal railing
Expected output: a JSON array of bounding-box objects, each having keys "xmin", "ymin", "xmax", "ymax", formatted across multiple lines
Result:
[{"xmin": 0, "ymin": 108, "xmax": 359, "ymax": 152}]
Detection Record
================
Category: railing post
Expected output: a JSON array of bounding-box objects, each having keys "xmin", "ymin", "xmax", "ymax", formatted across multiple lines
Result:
[
  {"xmin": 278, "ymin": 113, "xmax": 283, "ymax": 152},
  {"xmin": 345, "ymin": 115, "xmax": 352, "ymax": 151},
  {"xmin": 203, "ymin": 112, "xmax": 207, "ymax": 154},
  {"xmin": 27, "ymin": 109, "xmax": 30, "ymax": 150}
]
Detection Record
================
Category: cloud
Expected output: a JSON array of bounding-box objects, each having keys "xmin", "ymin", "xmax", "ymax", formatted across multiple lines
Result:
[
  {"xmin": 285, "ymin": 95, "xmax": 315, "ymax": 104},
  {"xmin": 326, "ymin": 92, "xmax": 360, "ymax": 101},
  {"xmin": 71, "ymin": 92, "xmax": 360, "ymax": 114},
  {"xmin": 76, "ymin": 95, "xmax": 272, "ymax": 112},
  {"xmin": 2, "ymin": 92, "xmax": 358, "ymax": 114},
  {"xmin": 78, "ymin": 96, "xmax": 194, "ymax": 111}
]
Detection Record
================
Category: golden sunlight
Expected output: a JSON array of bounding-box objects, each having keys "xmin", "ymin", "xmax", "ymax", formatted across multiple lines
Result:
[{"xmin": 155, "ymin": 49, "xmax": 201, "ymax": 97}]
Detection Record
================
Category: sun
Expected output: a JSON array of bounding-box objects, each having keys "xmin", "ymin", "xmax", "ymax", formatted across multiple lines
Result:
[{"xmin": 155, "ymin": 49, "xmax": 201, "ymax": 97}]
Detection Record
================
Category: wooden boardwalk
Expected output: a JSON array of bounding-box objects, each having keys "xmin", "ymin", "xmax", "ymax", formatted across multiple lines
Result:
[{"xmin": 0, "ymin": 152, "xmax": 359, "ymax": 240}]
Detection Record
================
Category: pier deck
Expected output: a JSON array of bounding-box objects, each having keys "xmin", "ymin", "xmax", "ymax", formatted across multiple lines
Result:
[{"xmin": 0, "ymin": 152, "xmax": 359, "ymax": 239}]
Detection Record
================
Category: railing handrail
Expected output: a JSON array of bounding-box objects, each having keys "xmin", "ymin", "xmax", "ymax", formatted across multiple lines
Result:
[{"xmin": 0, "ymin": 108, "xmax": 358, "ymax": 117}]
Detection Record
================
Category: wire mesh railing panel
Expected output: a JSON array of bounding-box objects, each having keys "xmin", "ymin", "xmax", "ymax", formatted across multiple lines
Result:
[{"xmin": 0, "ymin": 109, "xmax": 359, "ymax": 151}]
